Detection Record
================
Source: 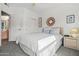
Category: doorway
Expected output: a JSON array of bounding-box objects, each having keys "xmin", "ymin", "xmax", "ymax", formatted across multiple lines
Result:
[{"xmin": 1, "ymin": 11, "xmax": 10, "ymax": 46}]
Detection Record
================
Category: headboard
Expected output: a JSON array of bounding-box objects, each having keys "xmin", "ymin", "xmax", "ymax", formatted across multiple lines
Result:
[
  {"xmin": 60, "ymin": 27, "xmax": 63, "ymax": 35},
  {"xmin": 42, "ymin": 27, "xmax": 63, "ymax": 35}
]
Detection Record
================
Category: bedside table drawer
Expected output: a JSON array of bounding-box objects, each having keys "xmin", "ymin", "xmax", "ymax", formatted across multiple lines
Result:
[{"xmin": 64, "ymin": 39, "xmax": 76, "ymax": 49}]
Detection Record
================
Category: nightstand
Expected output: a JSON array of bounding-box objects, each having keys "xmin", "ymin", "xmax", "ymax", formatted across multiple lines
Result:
[
  {"xmin": 76, "ymin": 37, "xmax": 79, "ymax": 50},
  {"xmin": 64, "ymin": 36, "xmax": 77, "ymax": 50}
]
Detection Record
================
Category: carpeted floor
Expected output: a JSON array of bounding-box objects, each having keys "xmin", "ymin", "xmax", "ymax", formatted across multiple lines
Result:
[{"xmin": 0, "ymin": 41, "xmax": 79, "ymax": 56}]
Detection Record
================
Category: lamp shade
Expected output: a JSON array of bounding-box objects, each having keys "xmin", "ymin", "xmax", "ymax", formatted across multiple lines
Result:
[
  {"xmin": 70, "ymin": 28, "xmax": 79, "ymax": 38},
  {"xmin": 70, "ymin": 28, "xmax": 79, "ymax": 34}
]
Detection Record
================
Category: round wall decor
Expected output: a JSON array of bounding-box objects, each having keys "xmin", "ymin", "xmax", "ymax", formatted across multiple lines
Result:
[{"xmin": 46, "ymin": 17, "xmax": 55, "ymax": 26}]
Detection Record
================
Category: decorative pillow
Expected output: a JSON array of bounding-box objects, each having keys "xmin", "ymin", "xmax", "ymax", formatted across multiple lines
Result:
[
  {"xmin": 50, "ymin": 28, "xmax": 60, "ymax": 34},
  {"xmin": 42, "ymin": 28, "xmax": 50, "ymax": 34}
]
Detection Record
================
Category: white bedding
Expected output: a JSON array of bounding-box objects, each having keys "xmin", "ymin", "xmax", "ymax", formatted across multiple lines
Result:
[
  {"xmin": 18, "ymin": 32, "xmax": 62, "ymax": 55},
  {"xmin": 19, "ymin": 33, "xmax": 55, "ymax": 51}
]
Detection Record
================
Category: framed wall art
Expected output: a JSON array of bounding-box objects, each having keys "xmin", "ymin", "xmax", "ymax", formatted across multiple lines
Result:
[
  {"xmin": 38, "ymin": 17, "xmax": 42, "ymax": 27},
  {"xmin": 46, "ymin": 17, "xmax": 55, "ymax": 27},
  {"xmin": 66, "ymin": 15, "xmax": 75, "ymax": 24}
]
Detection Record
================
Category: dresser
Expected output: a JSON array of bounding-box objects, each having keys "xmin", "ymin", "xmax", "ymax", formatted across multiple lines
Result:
[{"xmin": 64, "ymin": 35, "xmax": 79, "ymax": 50}]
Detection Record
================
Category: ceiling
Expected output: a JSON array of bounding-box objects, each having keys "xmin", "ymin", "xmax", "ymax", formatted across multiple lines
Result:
[{"xmin": 3, "ymin": 3, "xmax": 79, "ymax": 14}]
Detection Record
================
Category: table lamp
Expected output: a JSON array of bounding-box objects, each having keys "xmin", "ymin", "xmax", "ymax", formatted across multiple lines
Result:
[{"xmin": 70, "ymin": 28, "xmax": 79, "ymax": 38}]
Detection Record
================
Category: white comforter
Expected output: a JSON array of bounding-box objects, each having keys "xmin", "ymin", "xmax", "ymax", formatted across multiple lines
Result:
[{"xmin": 19, "ymin": 33, "xmax": 62, "ymax": 53}]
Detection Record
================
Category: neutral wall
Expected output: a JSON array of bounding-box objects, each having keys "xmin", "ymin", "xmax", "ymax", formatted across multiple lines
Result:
[
  {"xmin": 22, "ymin": 8, "xmax": 39, "ymax": 34},
  {"xmin": 41, "ymin": 4, "xmax": 79, "ymax": 35}
]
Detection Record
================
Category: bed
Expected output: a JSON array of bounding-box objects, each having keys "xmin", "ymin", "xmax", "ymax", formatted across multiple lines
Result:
[{"xmin": 17, "ymin": 27, "xmax": 63, "ymax": 56}]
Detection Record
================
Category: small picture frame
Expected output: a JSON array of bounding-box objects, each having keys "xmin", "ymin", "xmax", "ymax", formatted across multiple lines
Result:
[
  {"xmin": 38, "ymin": 17, "xmax": 42, "ymax": 27},
  {"xmin": 66, "ymin": 15, "xmax": 75, "ymax": 24}
]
